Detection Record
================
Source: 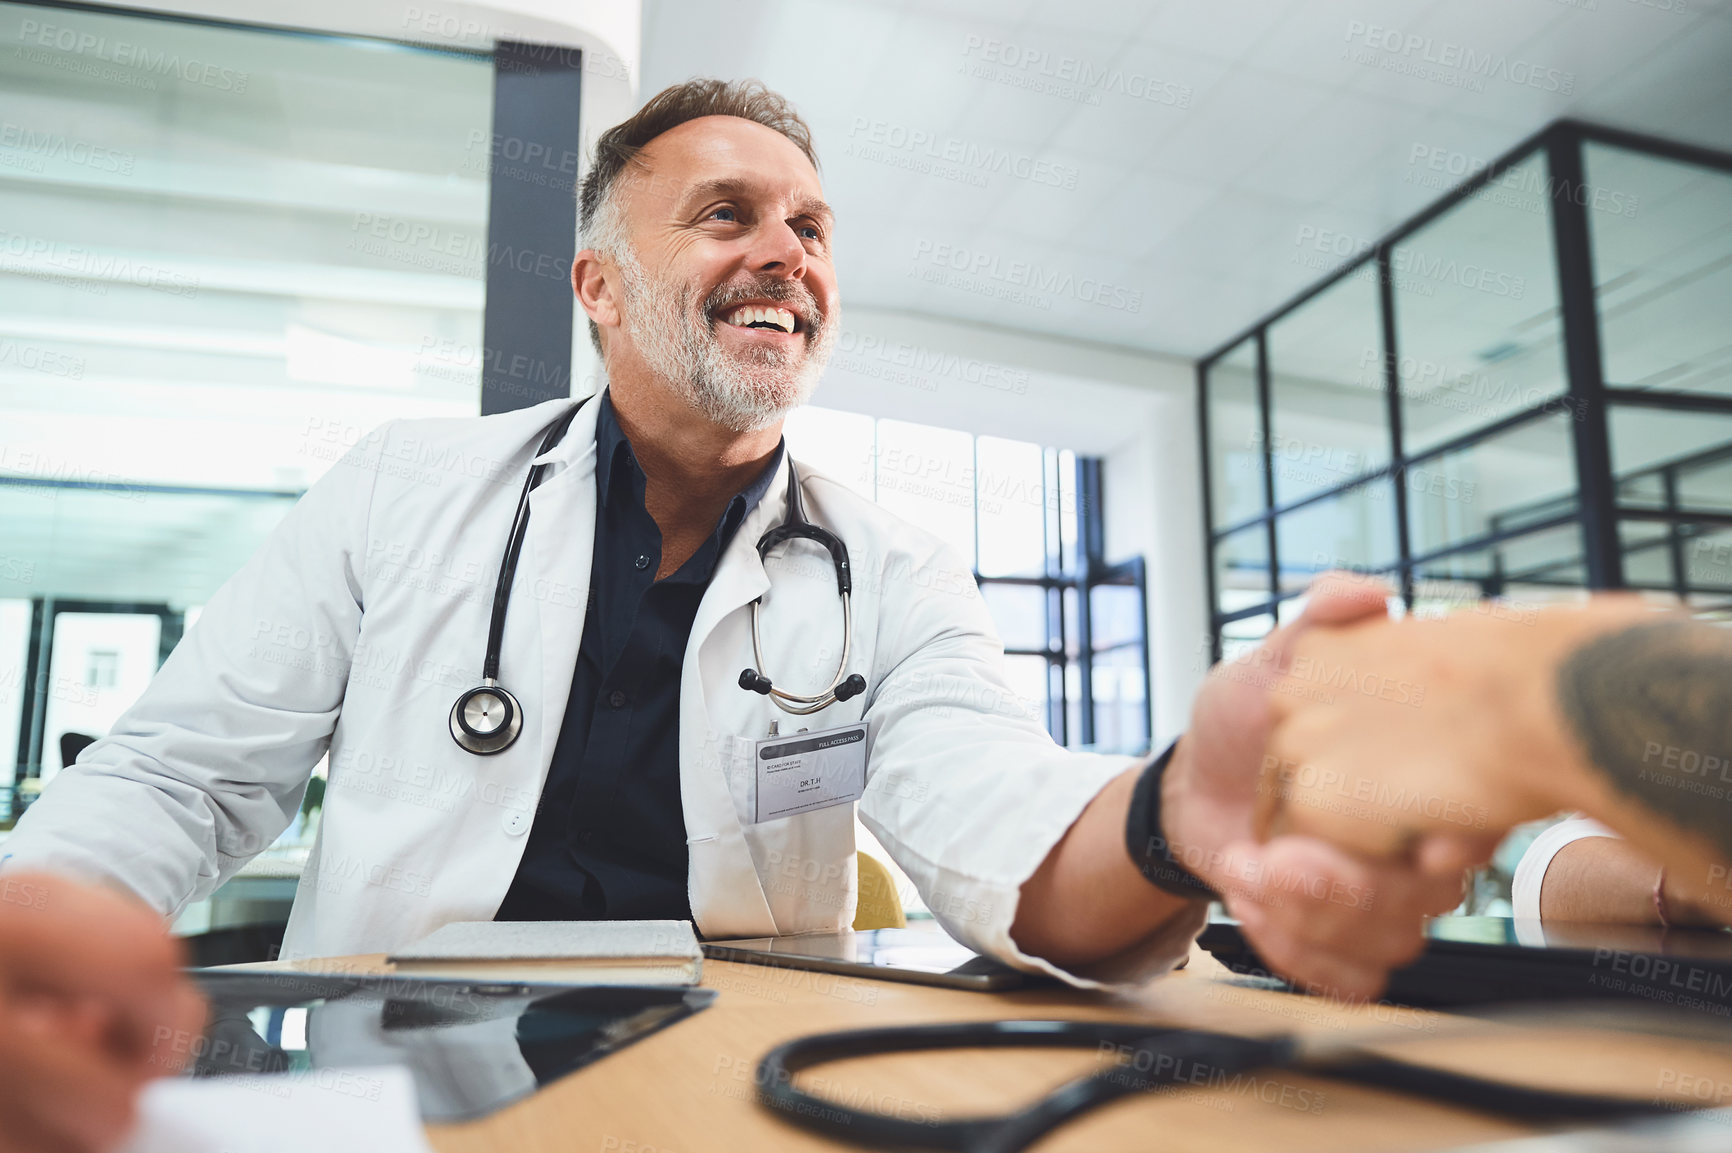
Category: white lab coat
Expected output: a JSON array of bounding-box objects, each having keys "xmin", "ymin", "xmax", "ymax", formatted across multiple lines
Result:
[{"xmin": 4, "ymin": 394, "xmax": 1202, "ymax": 985}]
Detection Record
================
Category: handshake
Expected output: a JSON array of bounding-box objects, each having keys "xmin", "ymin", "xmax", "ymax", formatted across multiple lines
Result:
[{"xmin": 1148, "ymin": 573, "xmax": 1729, "ymax": 1001}]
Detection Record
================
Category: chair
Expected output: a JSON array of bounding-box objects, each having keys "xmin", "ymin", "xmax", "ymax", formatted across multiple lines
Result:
[
  {"xmin": 853, "ymin": 850, "xmax": 906, "ymax": 930},
  {"xmin": 59, "ymin": 731, "xmax": 97, "ymax": 769}
]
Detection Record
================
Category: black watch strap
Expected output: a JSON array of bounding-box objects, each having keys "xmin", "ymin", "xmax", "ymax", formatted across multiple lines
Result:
[{"xmin": 1125, "ymin": 740, "xmax": 1218, "ymax": 900}]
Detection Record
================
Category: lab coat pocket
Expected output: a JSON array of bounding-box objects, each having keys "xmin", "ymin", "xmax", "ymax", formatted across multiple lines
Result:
[
  {"xmin": 749, "ymin": 805, "xmax": 858, "ymax": 934},
  {"xmin": 706, "ymin": 730, "xmax": 758, "ymax": 829}
]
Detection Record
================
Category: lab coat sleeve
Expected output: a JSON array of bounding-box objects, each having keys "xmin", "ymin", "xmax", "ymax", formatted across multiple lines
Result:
[
  {"xmin": 856, "ymin": 538, "xmax": 1206, "ymax": 991},
  {"xmin": 0, "ymin": 432, "xmax": 387, "ymax": 917},
  {"xmin": 1510, "ymin": 816, "xmax": 1618, "ymax": 921}
]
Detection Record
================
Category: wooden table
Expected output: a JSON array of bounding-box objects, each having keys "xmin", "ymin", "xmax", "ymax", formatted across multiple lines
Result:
[{"xmin": 236, "ymin": 944, "xmax": 1732, "ymax": 1153}]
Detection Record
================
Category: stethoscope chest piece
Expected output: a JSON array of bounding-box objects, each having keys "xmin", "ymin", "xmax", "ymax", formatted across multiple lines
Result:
[
  {"xmin": 449, "ymin": 680, "xmax": 522, "ymax": 755},
  {"xmin": 447, "ymin": 403, "xmax": 582, "ymax": 757}
]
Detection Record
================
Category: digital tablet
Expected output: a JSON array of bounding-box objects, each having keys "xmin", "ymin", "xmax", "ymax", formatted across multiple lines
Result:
[
  {"xmin": 1200, "ymin": 915, "xmax": 1732, "ymax": 1012},
  {"xmin": 186, "ymin": 969, "xmax": 714, "ymax": 1121},
  {"xmin": 702, "ymin": 927, "xmax": 1036, "ymax": 991}
]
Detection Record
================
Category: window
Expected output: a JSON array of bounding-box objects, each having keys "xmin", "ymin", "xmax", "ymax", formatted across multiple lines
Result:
[
  {"xmin": 84, "ymin": 650, "xmax": 119, "ymax": 691},
  {"xmin": 0, "ymin": 0, "xmax": 498, "ymax": 819},
  {"xmin": 1266, "ymin": 271, "xmax": 1389, "ymax": 507},
  {"xmin": 785, "ymin": 406, "xmax": 1150, "ymax": 753},
  {"xmin": 1590, "ymin": 144, "xmax": 1732, "ymax": 613}
]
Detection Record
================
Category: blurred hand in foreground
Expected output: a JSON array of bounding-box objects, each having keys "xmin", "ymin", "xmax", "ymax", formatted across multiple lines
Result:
[{"xmin": 0, "ymin": 871, "xmax": 206, "ymax": 1153}]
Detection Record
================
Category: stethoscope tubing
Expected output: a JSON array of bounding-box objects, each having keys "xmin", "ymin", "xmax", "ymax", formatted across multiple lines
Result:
[
  {"xmin": 754, "ymin": 1018, "xmax": 1695, "ymax": 1153},
  {"xmin": 747, "ymin": 591, "xmax": 854, "ymax": 714},
  {"xmin": 755, "ymin": 1020, "xmax": 1287, "ymax": 1153},
  {"xmin": 450, "ymin": 403, "xmax": 582, "ymax": 755},
  {"xmin": 484, "ymin": 405, "xmax": 579, "ymax": 682},
  {"xmin": 741, "ymin": 460, "xmax": 865, "ymax": 716}
]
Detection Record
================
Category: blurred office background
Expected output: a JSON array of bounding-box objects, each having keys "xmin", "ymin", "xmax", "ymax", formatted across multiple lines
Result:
[{"xmin": 1, "ymin": 0, "xmax": 1729, "ymax": 931}]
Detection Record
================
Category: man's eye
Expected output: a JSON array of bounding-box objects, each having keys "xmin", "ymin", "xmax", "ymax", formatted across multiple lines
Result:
[
  {"xmin": 798, "ymin": 225, "xmax": 821, "ymax": 241},
  {"xmin": 709, "ymin": 207, "xmax": 737, "ymax": 222}
]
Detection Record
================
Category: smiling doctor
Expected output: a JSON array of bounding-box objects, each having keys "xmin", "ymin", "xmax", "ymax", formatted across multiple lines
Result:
[{"xmin": 2, "ymin": 79, "xmax": 1460, "ymax": 995}]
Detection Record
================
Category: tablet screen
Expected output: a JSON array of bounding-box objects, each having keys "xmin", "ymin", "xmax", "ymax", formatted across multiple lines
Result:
[{"xmin": 183, "ymin": 970, "xmax": 715, "ymax": 1121}]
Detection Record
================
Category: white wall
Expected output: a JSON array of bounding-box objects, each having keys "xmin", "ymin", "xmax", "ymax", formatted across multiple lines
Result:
[{"xmin": 807, "ymin": 305, "xmax": 1207, "ymax": 740}]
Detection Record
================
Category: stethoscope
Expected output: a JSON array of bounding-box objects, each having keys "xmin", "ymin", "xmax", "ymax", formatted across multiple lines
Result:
[
  {"xmin": 753, "ymin": 1014, "xmax": 1710, "ymax": 1153},
  {"xmin": 449, "ymin": 403, "xmax": 584, "ymax": 755},
  {"xmin": 450, "ymin": 402, "xmax": 866, "ymax": 756},
  {"xmin": 736, "ymin": 462, "xmax": 867, "ymax": 716}
]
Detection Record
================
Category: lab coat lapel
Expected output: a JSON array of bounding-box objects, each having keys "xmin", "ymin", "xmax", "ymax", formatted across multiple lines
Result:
[
  {"xmin": 680, "ymin": 454, "xmax": 788, "ymax": 937},
  {"xmin": 690, "ymin": 456, "xmax": 780, "ymax": 649}
]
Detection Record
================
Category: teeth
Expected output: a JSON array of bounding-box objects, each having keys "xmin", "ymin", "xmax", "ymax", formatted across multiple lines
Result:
[{"xmin": 726, "ymin": 305, "xmax": 796, "ymax": 333}]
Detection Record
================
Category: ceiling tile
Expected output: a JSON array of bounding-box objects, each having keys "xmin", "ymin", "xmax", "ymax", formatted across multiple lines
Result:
[{"xmin": 641, "ymin": 0, "xmax": 1732, "ymax": 358}]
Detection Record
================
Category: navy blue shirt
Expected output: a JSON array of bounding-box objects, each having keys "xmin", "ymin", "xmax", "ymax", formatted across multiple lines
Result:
[{"xmin": 496, "ymin": 394, "xmax": 782, "ymax": 923}]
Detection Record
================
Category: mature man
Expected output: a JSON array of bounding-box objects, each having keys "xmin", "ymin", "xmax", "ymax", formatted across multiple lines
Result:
[{"xmin": 2, "ymin": 79, "xmax": 1454, "ymax": 1019}]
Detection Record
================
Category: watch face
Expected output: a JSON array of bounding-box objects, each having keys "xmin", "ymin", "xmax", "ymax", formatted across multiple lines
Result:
[{"xmin": 463, "ymin": 690, "xmax": 510, "ymax": 735}]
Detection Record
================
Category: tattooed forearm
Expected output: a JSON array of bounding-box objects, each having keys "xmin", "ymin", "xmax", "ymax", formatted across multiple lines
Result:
[{"xmin": 1557, "ymin": 620, "xmax": 1732, "ymax": 857}]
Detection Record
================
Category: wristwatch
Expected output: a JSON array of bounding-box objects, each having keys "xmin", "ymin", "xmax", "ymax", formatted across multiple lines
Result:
[{"xmin": 1124, "ymin": 740, "xmax": 1218, "ymax": 900}]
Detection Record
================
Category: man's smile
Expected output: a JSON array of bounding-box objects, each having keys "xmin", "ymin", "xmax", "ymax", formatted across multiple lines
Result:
[
  {"xmin": 711, "ymin": 297, "xmax": 810, "ymax": 348},
  {"xmin": 721, "ymin": 303, "xmax": 799, "ymax": 333}
]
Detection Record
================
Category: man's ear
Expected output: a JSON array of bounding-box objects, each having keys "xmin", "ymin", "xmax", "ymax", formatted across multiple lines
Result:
[{"xmin": 572, "ymin": 249, "xmax": 621, "ymax": 335}]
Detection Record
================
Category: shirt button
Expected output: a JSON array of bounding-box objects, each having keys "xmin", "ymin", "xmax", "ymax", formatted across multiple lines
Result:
[
  {"xmin": 502, "ymin": 810, "xmax": 529, "ymax": 836},
  {"xmin": 634, "ymin": 554, "xmax": 650, "ymax": 570},
  {"xmin": 609, "ymin": 690, "xmax": 627, "ymax": 708}
]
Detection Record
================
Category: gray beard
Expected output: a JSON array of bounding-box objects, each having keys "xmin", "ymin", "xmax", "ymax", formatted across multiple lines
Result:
[{"xmin": 615, "ymin": 248, "xmax": 836, "ymax": 432}]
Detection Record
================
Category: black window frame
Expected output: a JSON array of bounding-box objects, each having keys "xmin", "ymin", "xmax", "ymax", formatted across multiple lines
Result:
[
  {"xmin": 1196, "ymin": 120, "xmax": 1732, "ymax": 659},
  {"xmin": 976, "ymin": 452, "xmax": 1152, "ymax": 754}
]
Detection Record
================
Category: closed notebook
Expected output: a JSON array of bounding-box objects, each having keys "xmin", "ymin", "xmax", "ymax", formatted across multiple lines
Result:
[{"xmin": 386, "ymin": 920, "xmax": 702, "ymax": 986}]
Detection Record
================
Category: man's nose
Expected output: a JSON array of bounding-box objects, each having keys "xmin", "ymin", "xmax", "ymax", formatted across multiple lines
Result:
[{"xmin": 747, "ymin": 220, "xmax": 808, "ymax": 280}]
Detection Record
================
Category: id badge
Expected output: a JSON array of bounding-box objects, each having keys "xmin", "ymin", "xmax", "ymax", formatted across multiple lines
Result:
[{"xmin": 753, "ymin": 722, "xmax": 868, "ymax": 823}]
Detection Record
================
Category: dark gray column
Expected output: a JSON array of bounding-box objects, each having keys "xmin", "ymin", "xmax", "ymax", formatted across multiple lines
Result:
[{"xmin": 481, "ymin": 41, "xmax": 585, "ymax": 415}]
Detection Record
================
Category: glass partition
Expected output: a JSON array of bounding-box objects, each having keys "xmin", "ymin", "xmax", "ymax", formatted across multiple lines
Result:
[
  {"xmin": 1213, "ymin": 525, "xmax": 1270, "ymax": 618},
  {"xmin": 1276, "ymin": 479, "xmax": 1397, "ymax": 591},
  {"xmin": 1204, "ymin": 338, "xmax": 1262, "ymax": 530},
  {"xmin": 1392, "ymin": 157, "xmax": 1568, "ymax": 457},
  {"xmin": 1406, "ymin": 412, "xmax": 1579, "ymax": 559},
  {"xmin": 1684, "ymin": 526, "xmax": 1732, "ymax": 601},
  {"xmin": 1266, "ymin": 272, "xmax": 1388, "ymax": 507},
  {"xmin": 1198, "ymin": 123, "xmax": 1732, "ymax": 658},
  {"xmin": 1588, "ymin": 145, "xmax": 1732, "ymax": 400}
]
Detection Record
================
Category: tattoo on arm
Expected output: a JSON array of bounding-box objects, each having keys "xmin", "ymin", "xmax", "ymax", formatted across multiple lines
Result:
[{"xmin": 1557, "ymin": 620, "xmax": 1732, "ymax": 857}]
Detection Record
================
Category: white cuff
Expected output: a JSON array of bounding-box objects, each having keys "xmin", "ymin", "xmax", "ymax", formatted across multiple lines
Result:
[{"xmin": 1511, "ymin": 816, "xmax": 1617, "ymax": 921}]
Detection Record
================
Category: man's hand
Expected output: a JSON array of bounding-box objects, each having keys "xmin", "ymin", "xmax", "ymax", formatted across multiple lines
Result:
[
  {"xmin": 0, "ymin": 872, "xmax": 206, "ymax": 1153},
  {"xmin": 1256, "ymin": 597, "xmax": 1657, "ymax": 862},
  {"xmin": 1160, "ymin": 574, "xmax": 1467, "ymax": 1000}
]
